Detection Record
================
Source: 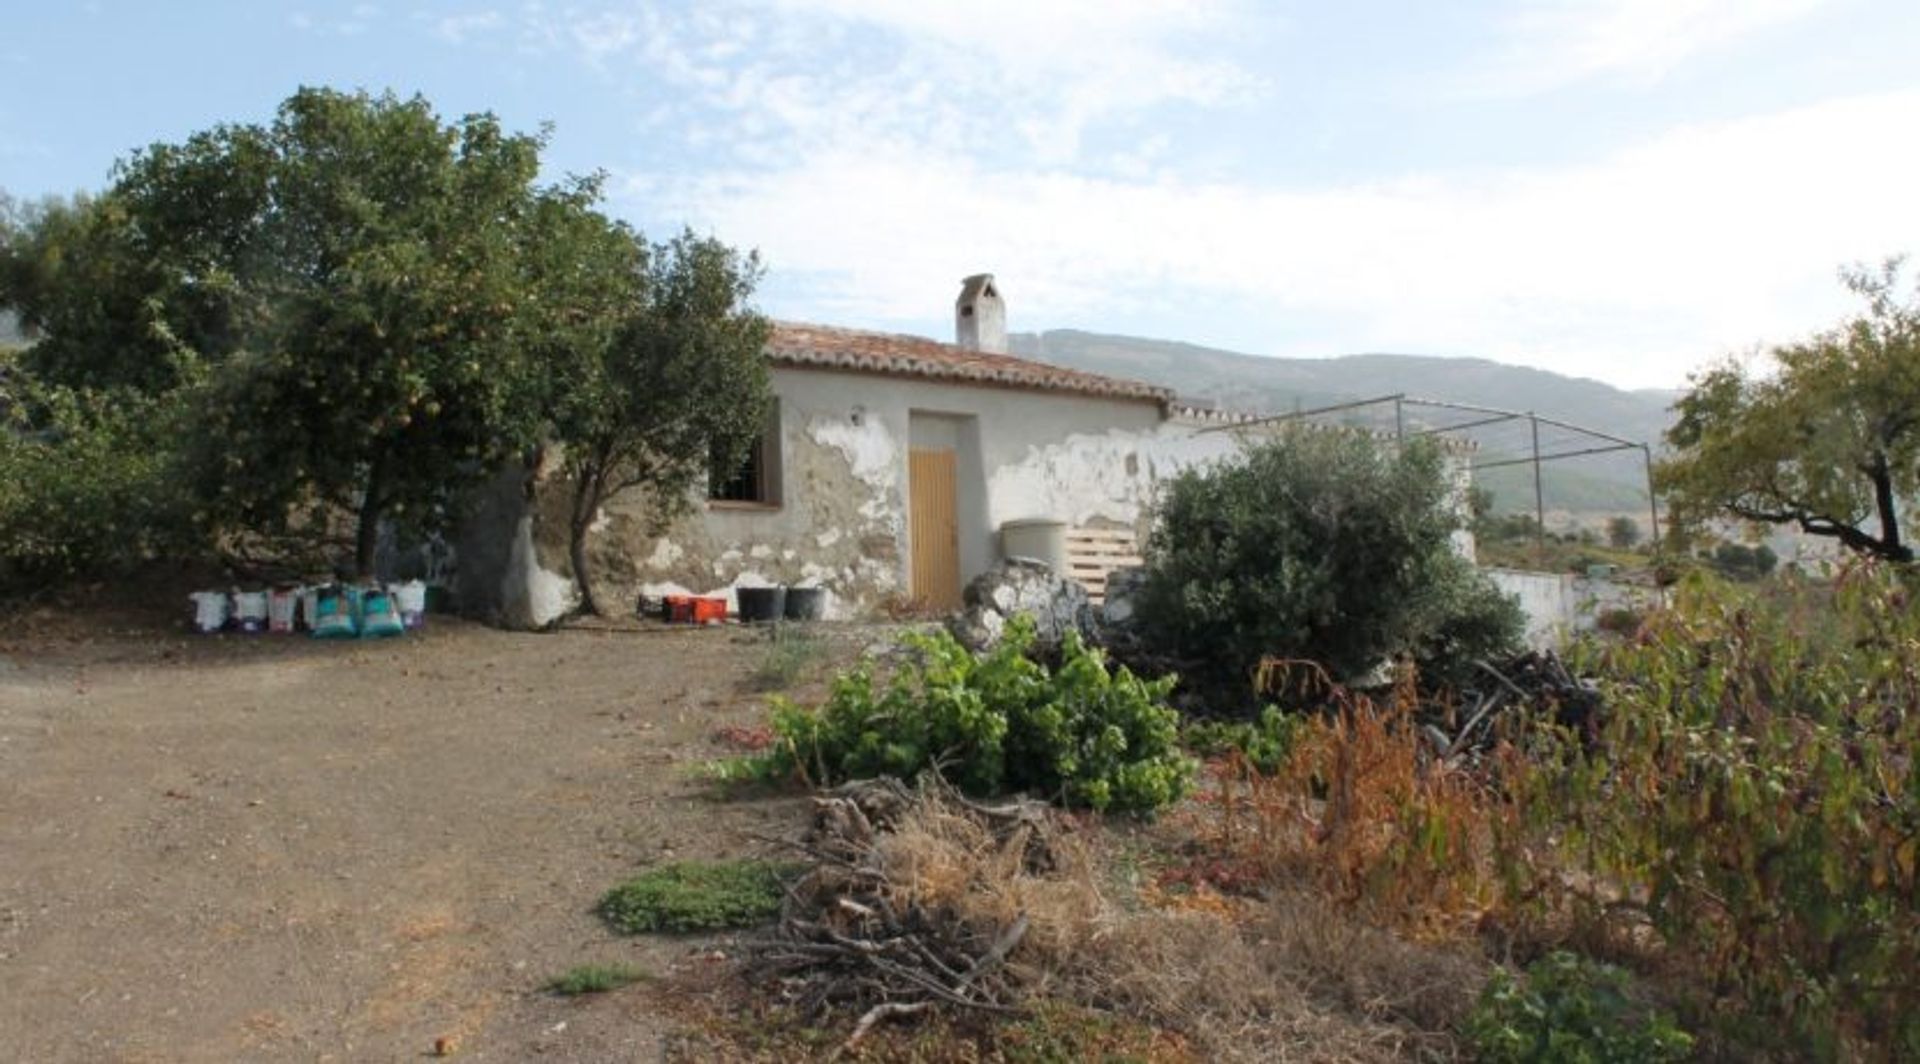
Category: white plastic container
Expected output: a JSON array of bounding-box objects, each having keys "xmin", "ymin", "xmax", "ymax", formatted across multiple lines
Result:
[
  {"xmin": 999, "ymin": 519, "xmax": 1068, "ymax": 574},
  {"xmin": 189, "ymin": 591, "xmax": 230, "ymax": 634}
]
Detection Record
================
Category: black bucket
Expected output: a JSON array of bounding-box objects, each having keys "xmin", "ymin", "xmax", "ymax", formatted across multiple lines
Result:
[
  {"xmin": 784, "ymin": 586, "xmax": 827, "ymax": 621},
  {"xmin": 736, "ymin": 586, "xmax": 787, "ymax": 623}
]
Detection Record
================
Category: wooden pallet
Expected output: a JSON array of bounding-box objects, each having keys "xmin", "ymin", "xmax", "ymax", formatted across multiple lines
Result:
[{"xmin": 1064, "ymin": 527, "xmax": 1143, "ymax": 606}]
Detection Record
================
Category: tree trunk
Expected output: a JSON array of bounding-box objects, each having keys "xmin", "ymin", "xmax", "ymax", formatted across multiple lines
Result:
[
  {"xmin": 569, "ymin": 528, "xmax": 600, "ymax": 616},
  {"xmin": 568, "ymin": 463, "xmax": 605, "ymax": 617},
  {"xmin": 1869, "ymin": 453, "xmax": 1909, "ymax": 562},
  {"xmin": 354, "ymin": 459, "xmax": 386, "ymax": 579}
]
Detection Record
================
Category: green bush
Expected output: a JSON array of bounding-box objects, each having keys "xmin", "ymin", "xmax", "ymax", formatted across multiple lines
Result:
[
  {"xmin": 762, "ymin": 616, "xmax": 1194, "ymax": 813},
  {"xmin": 1136, "ymin": 426, "xmax": 1523, "ymax": 695},
  {"xmin": 1591, "ymin": 606, "xmax": 1641, "ymax": 635},
  {"xmin": 598, "ymin": 859, "xmax": 795, "ymax": 933},
  {"xmin": 1516, "ymin": 566, "xmax": 1920, "ymax": 1056},
  {"xmin": 0, "ymin": 383, "xmax": 191, "ymax": 585},
  {"xmin": 1464, "ymin": 952, "xmax": 1691, "ymax": 1063},
  {"xmin": 1182, "ymin": 706, "xmax": 1300, "ymax": 775}
]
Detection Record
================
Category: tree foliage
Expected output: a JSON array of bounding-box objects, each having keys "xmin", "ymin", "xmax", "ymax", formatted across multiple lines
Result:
[
  {"xmin": 168, "ymin": 89, "xmax": 554, "ymax": 574},
  {"xmin": 1511, "ymin": 567, "xmax": 1920, "ymax": 1056},
  {"xmin": 2, "ymin": 88, "xmax": 770, "ymax": 586},
  {"xmin": 0, "ymin": 380, "xmax": 191, "ymax": 584},
  {"xmin": 1136, "ymin": 427, "xmax": 1523, "ymax": 693},
  {"xmin": 1604, "ymin": 515, "xmax": 1639, "ymax": 550},
  {"xmin": 538, "ymin": 218, "xmax": 771, "ymax": 615},
  {"xmin": 1659, "ymin": 259, "xmax": 1920, "ymax": 563}
]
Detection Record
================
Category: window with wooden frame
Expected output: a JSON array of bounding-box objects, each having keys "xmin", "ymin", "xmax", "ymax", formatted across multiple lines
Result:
[{"xmin": 708, "ymin": 405, "xmax": 781, "ymax": 507}]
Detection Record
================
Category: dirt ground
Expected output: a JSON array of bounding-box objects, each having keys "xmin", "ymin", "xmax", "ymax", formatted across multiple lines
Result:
[{"xmin": 0, "ymin": 613, "xmax": 854, "ymax": 1063}]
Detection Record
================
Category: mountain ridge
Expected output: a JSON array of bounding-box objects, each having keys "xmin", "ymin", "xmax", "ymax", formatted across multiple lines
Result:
[{"xmin": 1010, "ymin": 328, "xmax": 1676, "ymax": 516}]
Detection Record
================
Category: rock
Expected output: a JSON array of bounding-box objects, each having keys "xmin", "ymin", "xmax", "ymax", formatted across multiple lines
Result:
[
  {"xmin": 948, "ymin": 558, "xmax": 1097, "ymax": 653},
  {"xmin": 1102, "ymin": 566, "xmax": 1148, "ymax": 628}
]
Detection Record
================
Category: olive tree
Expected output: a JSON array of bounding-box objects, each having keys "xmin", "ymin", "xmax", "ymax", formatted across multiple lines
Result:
[
  {"xmin": 1137, "ymin": 426, "xmax": 1523, "ymax": 697},
  {"xmin": 1659, "ymin": 259, "xmax": 1919, "ymax": 563},
  {"xmin": 539, "ymin": 221, "xmax": 771, "ymax": 615}
]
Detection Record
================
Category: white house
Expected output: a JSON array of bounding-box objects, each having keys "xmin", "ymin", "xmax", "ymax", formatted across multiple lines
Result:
[{"xmin": 457, "ymin": 275, "xmax": 1267, "ymax": 626}]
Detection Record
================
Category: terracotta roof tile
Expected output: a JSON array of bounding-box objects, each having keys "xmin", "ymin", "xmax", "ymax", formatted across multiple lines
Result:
[{"xmin": 767, "ymin": 321, "xmax": 1173, "ymax": 405}]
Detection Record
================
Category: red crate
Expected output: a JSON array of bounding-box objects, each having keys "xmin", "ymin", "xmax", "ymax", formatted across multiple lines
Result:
[{"xmin": 664, "ymin": 594, "xmax": 727, "ymax": 624}]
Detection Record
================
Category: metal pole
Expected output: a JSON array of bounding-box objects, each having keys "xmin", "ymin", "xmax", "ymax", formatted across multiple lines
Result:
[
  {"xmin": 1408, "ymin": 412, "xmax": 1523, "ymax": 438},
  {"xmin": 1472, "ymin": 441, "xmax": 1641, "ymax": 471},
  {"xmin": 1642, "ymin": 444, "xmax": 1661, "ymax": 551},
  {"xmin": 1531, "ymin": 414, "xmax": 1546, "ymax": 566},
  {"xmin": 1394, "ymin": 396, "xmax": 1405, "ymax": 444}
]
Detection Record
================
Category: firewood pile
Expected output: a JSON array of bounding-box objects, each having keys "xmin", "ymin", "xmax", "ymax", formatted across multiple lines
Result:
[
  {"xmin": 1421, "ymin": 651, "xmax": 1605, "ymax": 763},
  {"xmin": 746, "ymin": 777, "xmax": 1054, "ymax": 1052}
]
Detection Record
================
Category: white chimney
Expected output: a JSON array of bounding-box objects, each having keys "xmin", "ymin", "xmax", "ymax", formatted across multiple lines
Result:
[{"xmin": 955, "ymin": 273, "xmax": 1006, "ymax": 353}]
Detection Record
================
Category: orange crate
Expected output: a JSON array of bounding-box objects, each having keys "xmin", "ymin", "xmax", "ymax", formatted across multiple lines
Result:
[{"xmin": 691, "ymin": 597, "xmax": 727, "ymax": 624}]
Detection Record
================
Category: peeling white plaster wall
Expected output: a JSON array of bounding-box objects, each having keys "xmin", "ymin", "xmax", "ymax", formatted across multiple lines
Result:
[
  {"xmin": 987, "ymin": 423, "xmax": 1249, "ymax": 530},
  {"xmin": 808, "ymin": 413, "xmax": 901, "ymax": 525}
]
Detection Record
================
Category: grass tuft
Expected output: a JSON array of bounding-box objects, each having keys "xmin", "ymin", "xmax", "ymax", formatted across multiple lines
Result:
[
  {"xmin": 546, "ymin": 963, "xmax": 649, "ymax": 996},
  {"xmin": 598, "ymin": 858, "xmax": 796, "ymax": 934}
]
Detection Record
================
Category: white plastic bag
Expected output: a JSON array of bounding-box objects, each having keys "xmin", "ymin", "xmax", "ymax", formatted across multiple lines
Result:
[
  {"xmin": 189, "ymin": 591, "xmax": 230, "ymax": 634},
  {"xmin": 267, "ymin": 587, "xmax": 300, "ymax": 633},
  {"xmin": 232, "ymin": 591, "xmax": 270, "ymax": 633},
  {"xmin": 392, "ymin": 580, "xmax": 428, "ymax": 630}
]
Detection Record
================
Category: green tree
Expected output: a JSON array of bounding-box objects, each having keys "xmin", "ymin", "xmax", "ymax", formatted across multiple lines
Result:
[
  {"xmin": 11, "ymin": 89, "xmax": 557, "ymax": 577},
  {"xmin": 1659, "ymin": 259, "xmax": 1920, "ymax": 563},
  {"xmin": 0, "ymin": 380, "xmax": 190, "ymax": 585},
  {"xmin": 540, "ymin": 223, "xmax": 771, "ymax": 615},
  {"xmin": 1137, "ymin": 426, "xmax": 1524, "ymax": 694},
  {"xmin": 1604, "ymin": 515, "xmax": 1640, "ymax": 549},
  {"xmin": 1706, "ymin": 540, "xmax": 1778, "ymax": 581}
]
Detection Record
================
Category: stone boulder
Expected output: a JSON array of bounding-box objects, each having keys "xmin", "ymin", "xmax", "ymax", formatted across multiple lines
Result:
[
  {"xmin": 947, "ymin": 558, "xmax": 1097, "ymax": 653},
  {"xmin": 1101, "ymin": 566, "xmax": 1149, "ymax": 629}
]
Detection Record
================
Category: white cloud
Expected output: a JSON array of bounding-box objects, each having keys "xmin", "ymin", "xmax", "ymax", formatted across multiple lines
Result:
[
  {"xmin": 637, "ymin": 89, "xmax": 1920, "ymax": 389},
  {"xmin": 1469, "ymin": 0, "xmax": 1838, "ymax": 95},
  {"xmin": 287, "ymin": 4, "xmax": 382, "ymax": 36},
  {"xmin": 550, "ymin": 0, "xmax": 1266, "ymax": 164},
  {"xmin": 433, "ymin": 10, "xmax": 503, "ymax": 44}
]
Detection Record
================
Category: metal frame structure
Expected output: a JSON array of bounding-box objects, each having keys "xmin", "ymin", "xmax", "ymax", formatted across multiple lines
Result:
[{"xmin": 1203, "ymin": 393, "xmax": 1659, "ymax": 563}]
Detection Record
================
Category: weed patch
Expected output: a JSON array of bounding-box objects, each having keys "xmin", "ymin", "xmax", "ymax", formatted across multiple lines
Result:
[
  {"xmin": 599, "ymin": 859, "xmax": 797, "ymax": 934},
  {"xmin": 1181, "ymin": 705, "xmax": 1299, "ymax": 776},
  {"xmin": 746, "ymin": 624, "xmax": 826, "ymax": 692},
  {"xmin": 1464, "ymin": 952, "xmax": 1690, "ymax": 1063},
  {"xmin": 546, "ymin": 963, "xmax": 649, "ymax": 995}
]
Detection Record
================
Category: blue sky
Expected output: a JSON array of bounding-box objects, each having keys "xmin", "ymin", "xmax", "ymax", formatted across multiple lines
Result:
[{"xmin": 4, "ymin": 1, "xmax": 1918, "ymax": 389}]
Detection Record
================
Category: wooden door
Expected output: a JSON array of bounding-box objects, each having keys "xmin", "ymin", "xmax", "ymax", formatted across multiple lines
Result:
[{"xmin": 909, "ymin": 448, "xmax": 962, "ymax": 610}]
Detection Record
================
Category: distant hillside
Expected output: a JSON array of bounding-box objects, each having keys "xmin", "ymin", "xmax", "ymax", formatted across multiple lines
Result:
[{"xmin": 1012, "ymin": 330, "xmax": 1676, "ymax": 516}]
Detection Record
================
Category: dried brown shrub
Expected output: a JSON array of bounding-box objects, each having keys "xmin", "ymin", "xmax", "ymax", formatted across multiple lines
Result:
[
  {"xmin": 755, "ymin": 776, "xmax": 1484, "ymax": 1060},
  {"xmin": 1216, "ymin": 660, "xmax": 1520, "ymax": 937}
]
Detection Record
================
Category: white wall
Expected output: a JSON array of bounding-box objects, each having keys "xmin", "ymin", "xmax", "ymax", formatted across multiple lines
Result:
[
  {"xmin": 1485, "ymin": 567, "xmax": 1663, "ymax": 649},
  {"xmin": 595, "ymin": 366, "xmax": 1480, "ymax": 620}
]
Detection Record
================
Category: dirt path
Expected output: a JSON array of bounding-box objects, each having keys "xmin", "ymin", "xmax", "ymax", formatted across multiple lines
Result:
[{"xmin": 0, "ymin": 619, "xmax": 826, "ymax": 1062}]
